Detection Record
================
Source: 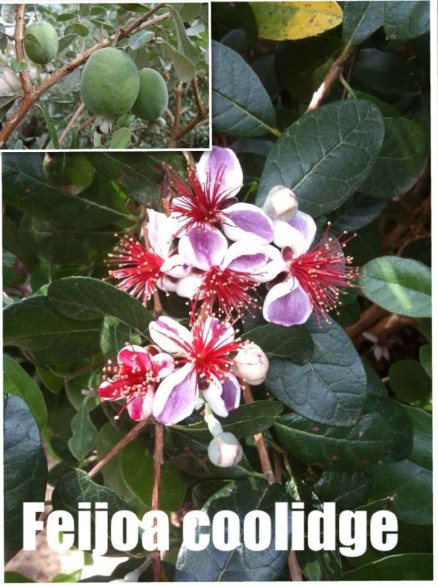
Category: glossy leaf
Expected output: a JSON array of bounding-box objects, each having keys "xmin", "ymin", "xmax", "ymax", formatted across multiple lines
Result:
[
  {"xmin": 3, "ymin": 355, "xmax": 48, "ymax": 427},
  {"xmin": 314, "ymin": 471, "xmax": 373, "ymax": 510},
  {"xmin": 384, "ymin": 1, "xmax": 430, "ymax": 40},
  {"xmin": 48, "ymin": 277, "xmax": 153, "ymax": 334},
  {"xmin": 328, "ymin": 192, "xmax": 386, "ymax": 232},
  {"xmin": 342, "ymin": 553, "xmax": 433, "ymax": 581},
  {"xmin": 243, "ymin": 324, "xmax": 313, "ymax": 363},
  {"xmin": 389, "ymin": 359, "xmax": 431, "ymax": 408},
  {"xmin": 250, "ymin": 2, "xmax": 343, "ymax": 41},
  {"xmin": 343, "ymin": 1, "xmax": 384, "ymax": 46},
  {"xmin": 257, "ymin": 100, "xmax": 385, "ymax": 217},
  {"xmin": 359, "ymin": 257, "xmax": 432, "ymax": 317},
  {"xmin": 68, "ymin": 396, "xmax": 98, "ymax": 461},
  {"xmin": 3, "ymin": 296, "xmax": 102, "ymax": 364},
  {"xmin": 4, "ymin": 395, "xmax": 48, "ymax": 562},
  {"xmin": 212, "ymin": 41, "xmax": 277, "ymax": 138},
  {"xmin": 403, "ymin": 405, "xmax": 432, "ymax": 471},
  {"xmin": 419, "ymin": 344, "xmax": 432, "ymax": 378},
  {"xmin": 265, "ymin": 318, "xmax": 367, "ymax": 426}
]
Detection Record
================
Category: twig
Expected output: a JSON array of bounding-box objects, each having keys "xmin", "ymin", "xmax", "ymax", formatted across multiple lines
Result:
[
  {"xmin": 344, "ymin": 304, "xmax": 387, "ymax": 341},
  {"xmin": 77, "ymin": 115, "xmax": 95, "ymax": 132},
  {"xmin": 288, "ymin": 551, "xmax": 304, "ymax": 582},
  {"xmin": 176, "ymin": 104, "xmax": 209, "ymax": 141},
  {"xmin": 0, "ymin": 5, "xmax": 169, "ymax": 146},
  {"xmin": 306, "ymin": 47, "xmax": 358, "ymax": 112},
  {"xmin": 242, "ymin": 384, "xmax": 275, "ymax": 483},
  {"xmin": 151, "ymin": 422, "xmax": 164, "ymax": 582},
  {"xmin": 365, "ymin": 313, "xmax": 419, "ymax": 339},
  {"xmin": 14, "ymin": 5, "xmax": 32, "ymax": 94},
  {"xmin": 88, "ymin": 418, "xmax": 150, "ymax": 479},
  {"xmin": 59, "ymin": 102, "xmax": 85, "ymax": 146},
  {"xmin": 191, "ymin": 77, "xmax": 203, "ymax": 116},
  {"xmin": 167, "ymin": 82, "xmax": 184, "ymax": 148}
]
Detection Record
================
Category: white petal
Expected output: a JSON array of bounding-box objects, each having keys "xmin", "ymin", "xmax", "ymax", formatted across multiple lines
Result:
[
  {"xmin": 151, "ymin": 352, "xmax": 175, "ymax": 378},
  {"xmin": 153, "ymin": 364, "xmax": 198, "ymax": 425},
  {"xmin": 196, "ymin": 146, "xmax": 243, "ymax": 200},
  {"xmin": 222, "ymin": 203, "xmax": 274, "ymax": 243},
  {"xmin": 272, "ymin": 219, "xmax": 309, "ymax": 256},
  {"xmin": 178, "ymin": 226, "xmax": 227, "ymax": 271},
  {"xmin": 161, "ymin": 254, "xmax": 192, "ymax": 278},
  {"xmin": 175, "ymin": 273, "xmax": 204, "ymax": 299},
  {"xmin": 149, "ymin": 316, "xmax": 192, "ymax": 355},
  {"xmin": 202, "ymin": 374, "xmax": 241, "ymax": 418},
  {"xmin": 146, "ymin": 209, "xmax": 177, "ymax": 258}
]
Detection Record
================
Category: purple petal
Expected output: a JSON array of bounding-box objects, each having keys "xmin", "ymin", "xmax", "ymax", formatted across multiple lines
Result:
[
  {"xmin": 127, "ymin": 388, "xmax": 154, "ymax": 421},
  {"xmin": 222, "ymin": 240, "xmax": 269, "ymax": 273},
  {"xmin": 196, "ymin": 147, "xmax": 243, "ymax": 200},
  {"xmin": 272, "ymin": 219, "xmax": 309, "ymax": 255},
  {"xmin": 202, "ymin": 374, "xmax": 240, "ymax": 417},
  {"xmin": 179, "ymin": 226, "xmax": 227, "ymax": 271},
  {"xmin": 263, "ymin": 279, "xmax": 312, "ymax": 326},
  {"xmin": 287, "ymin": 211, "xmax": 317, "ymax": 249},
  {"xmin": 153, "ymin": 364, "xmax": 198, "ymax": 425},
  {"xmin": 149, "ymin": 316, "xmax": 192, "ymax": 354},
  {"xmin": 151, "ymin": 352, "xmax": 175, "ymax": 378},
  {"xmin": 200, "ymin": 316, "xmax": 235, "ymax": 348},
  {"xmin": 222, "ymin": 203, "xmax": 274, "ymax": 243}
]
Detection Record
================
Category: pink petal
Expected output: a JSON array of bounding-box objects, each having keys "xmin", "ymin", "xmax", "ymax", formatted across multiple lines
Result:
[
  {"xmin": 153, "ymin": 364, "xmax": 198, "ymax": 425},
  {"xmin": 196, "ymin": 147, "xmax": 243, "ymax": 200},
  {"xmin": 127, "ymin": 388, "xmax": 154, "ymax": 421},
  {"xmin": 117, "ymin": 345, "xmax": 152, "ymax": 370},
  {"xmin": 222, "ymin": 203, "xmax": 274, "ymax": 243},
  {"xmin": 202, "ymin": 374, "xmax": 240, "ymax": 418},
  {"xmin": 151, "ymin": 352, "xmax": 175, "ymax": 378},
  {"xmin": 263, "ymin": 279, "xmax": 312, "ymax": 326},
  {"xmin": 179, "ymin": 226, "xmax": 227, "ymax": 271},
  {"xmin": 149, "ymin": 316, "xmax": 192, "ymax": 355},
  {"xmin": 98, "ymin": 380, "xmax": 124, "ymax": 400},
  {"xmin": 200, "ymin": 316, "xmax": 235, "ymax": 348}
]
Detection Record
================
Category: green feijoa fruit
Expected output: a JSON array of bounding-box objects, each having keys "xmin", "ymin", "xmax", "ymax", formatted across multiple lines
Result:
[
  {"xmin": 80, "ymin": 48, "xmax": 140, "ymax": 119},
  {"xmin": 43, "ymin": 154, "xmax": 95, "ymax": 195},
  {"xmin": 132, "ymin": 68, "xmax": 169, "ymax": 121},
  {"xmin": 24, "ymin": 21, "xmax": 59, "ymax": 65}
]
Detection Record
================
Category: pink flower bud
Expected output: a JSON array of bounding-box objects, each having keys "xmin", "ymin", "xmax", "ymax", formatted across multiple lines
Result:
[
  {"xmin": 234, "ymin": 343, "xmax": 269, "ymax": 385},
  {"xmin": 208, "ymin": 433, "xmax": 243, "ymax": 468},
  {"xmin": 263, "ymin": 186, "xmax": 298, "ymax": 221}
]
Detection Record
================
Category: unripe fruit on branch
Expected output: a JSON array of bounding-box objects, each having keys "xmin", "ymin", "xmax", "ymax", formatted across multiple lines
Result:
[
  {"xmin": 132, "ymin": 68, "xmax": 169, "ymax": 121},
  {"xmin": 43, "ymin": 154, "xmax": 95, "ymax": 195},
  {"xmin": 80, "ymin": 48, "xmax": 140, "ymax": 120},
  {"xmin": 208, "ymin": 433, "xmax": 243, "ymax": 468},
  {"xmin": 24, "ymin": 21, "xmax": 58, "ymax": 65}
]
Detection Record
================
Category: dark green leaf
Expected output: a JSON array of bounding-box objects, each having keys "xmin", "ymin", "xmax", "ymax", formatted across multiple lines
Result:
[
  {"xmin": 360, "ymin": 118, "xmax": 429, "ymax": 199},
  {"xmin": 3, "ymin": 216, "xmax": 37, "ymax": 270},
  {"xmin": 100, "ymin": 316, "xmax": 132, "ymax": 361},
  {"xmin": 359, "ymin": 256, "xmax": 431, "ymax": 317},
  {"xmin": 48, "ymin": 277, "xmax": 153, "ymax": 334},
  {"xmin": 121, "ymin": 440, "xmax": 186, "ymax": 511},
  {"xmin": 265, "ymin": 318, "xmax": 367, "ymax": 426},
  {"xmin": 3, "ymin": 296, "xmax": 102, "ymax": 364},
  {"xmin": 257, "ymin": 100, "xmax": 385, "ymax": 217},
  {"xmin": 175, "ymin": 479, "xmax": 289, "ymax": 581},
  {"xmin": 343, "ymin": 1, "xmax": 384, "ymax": 45},
  {"xmin": 4, "ymin": 395, "xmax": 48, "ymax": 562},
  {"xmin": 3, "ymin": 355, "xmax": 48, "ymax": 427},
  {"xmin": 243, "ymin": 323, "xmax": 313, "ymax": 363},
  {"xmin": 174, "ymin": 400, "xmax": 283, "ymax": 440},
  {"xmin": 96, "ymin": 423, "xmax": 134, "ymax": 499},
  {"xmin": 403, "ymin": 405, "xmax": 432, "ymax": 471},
  {"xmin": 345, "ymin": 221, "xmax": 382, "ymax": 266},
  {"xmin": 4, "ymin": 572, "xmax": 35, "ymax": 583},
  {"xmin": 419, "ymin": 344, "xmax": 432, "ymax": 378},
  {"xmin": 212, "ymin": 40, "xmax": 277, "ymax": 138},
  {"xmin": 384, "ymin": 1, "xmax": 430, "ymax": 40},
  {"xmin": 2, "ymin": 154, "xmax": 131, "ymax": 230},
  {"xmin": 329, "ymin": 192, "xmax": 386, "ymax": 232},
  {"xmin": 389, "ymin": 359, "xmax": 431, "ymax": 408},
  {"xmin": 314, "ymin": 471, "xmax": 373, "ymax": 510},
  {"xmin": 342, "ymin": 553, "xmax": 432, "ymax": 581},
  {"xmin": 68, "ymin": 396, "xmax": 98, "ymax": 461}
]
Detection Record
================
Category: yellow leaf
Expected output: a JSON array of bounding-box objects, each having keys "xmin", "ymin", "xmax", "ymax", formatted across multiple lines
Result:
[{"xmin": 250, "ymin": 2, "xmax": 343, "ymax": 41}]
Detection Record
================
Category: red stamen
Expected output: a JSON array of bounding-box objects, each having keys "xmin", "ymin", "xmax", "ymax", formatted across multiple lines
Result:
[
  {"xmin": 287, "ymin": 226, "xmax": 359, "ymax": 323},
  {"xmin": 107, "ymin": 232, "xmax": 163, "ymax": 304}
]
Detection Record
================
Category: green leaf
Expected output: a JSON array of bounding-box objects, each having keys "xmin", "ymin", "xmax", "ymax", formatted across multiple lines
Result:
[
  {"xmin": 121, "ymin": 440, "xmax": 186, "ymax": 512},
  {"xmin": 212, "ymin": 40, "xmax": 277, "ymax": 138},
  {"xmin": 65, "ymin": 22, "xmax": 89, "ymax": 37},
  {"xmin": 257, "ymin": 100, "xmax": 385, "ymax": 217},
  {"xmin": 274, "ymin": 383, "xmax": 412, "ymax": 471},
  {"xmin": 175, "ymin": 479, "xmax": 289, "ymax": 581},
  {"xmin": 403, "ymin": 405, "xmax": 432, "ymax": 471},
  {"xmin": 10, "ymin": 58, "xmax": 27, "ymax": 73},
  {"xmin": 110, "ymin": 127, "xmax": 131, "ymax": 149},
  {"xmin": 314, "ymin": 471, "xmax": 373, "ymax": 510},
  {"xmin": 343, "ymin": 1, "xmax": 384, "ymax": 46},
  {"xmin": 384, "ymin": 1, "xmax": 430, "ymax": 40},
  {"xmin": 170, "ymin": 6, "xmax": 201, "ymax": 64},
  {"xmin": 3, "ymin": 217, "xmax": 36, "ymax": 270},
  {"xmin": 100, "ymin": 316, "xmax": 132, "ymax": 361},
  {"xmin": 243, "ymin": 323, "xmax": 313, "ymax": 363},
  {"xmin": 4, "ymin": 572, "xmax": 35, "ymax": 583},
  {"xmin": 0, "ymin": 95, "xmax": 18, "ymax": 119},
  {"xmin": 329, "ymin": 192, "xmax": 386, "ymax": 232},
  {"xmin": 369, "ymin": 460, "xmax": 432, "ymax": 525},
  {"xmin": 265, "ymin": 318, "xmax": 367, "ymax": 426},
  {"xmin": 36, "ymin": 105, "xmax": 60, "ymax": 149},
  {"xmin": 160, "ymin": 40, "xmax": 196, "ymax": 82},
  {"xmin": 345, "ymin": 221, "xmax": 382, "ymax": 267},
  {"xmin": 48, "ymin": 277, "xmax": 153, "ymax": 334},
  {"xmin": 36, "ymin": 366, "xmax": 64, "ymax": 393},
  {"xmin": 52, "ymin": 468, "xmax": 134, "ymax": 554},
  {"xmin": 68, "ymin": 396, "xmax": 98, "ymax": 461},
  {"xmin": 3, "ymin": 296, "xmax": 102, "ymax": 364},
  {"xmin": 389, "ymin": 359, "xmax": 431, "ymax": 408},
  {"xmin": 419, "ymin": 344, "xmax": 432, "ymax": 378},
  {"xmin": 359, "ymin": 256, "xmax": 432, "ymax": 317},
  {"xmin": 3, "ymin": 356, "xmax": 48, "ymax": 427},
  {"xmin": 3, "ymin": 154, "xmax": 131, "ymax": 230},
  {"xmin": 127, "ymin": 30, "xmax": 153, "ymax": 50},
  {"xmin": 4, "ymin": 395, "xmax": 48, "ymax": 562},
  {"xmin": 360, "ymin": 118, "xmax": 429, "ymax": 199},
  {"xmin": 58, "ymin": 34, "xmax": 78, "ymax": 53},
  {"xmin": 95, "ymin": 423, "xmax": 134, "ymax": 499},
  {"xmin": 342, "ymin": 553, "xmax": 432, "ymax": 581},
  {"xmin": 174, "ymin": 400, "xmax": 283, "ymax": 440}
]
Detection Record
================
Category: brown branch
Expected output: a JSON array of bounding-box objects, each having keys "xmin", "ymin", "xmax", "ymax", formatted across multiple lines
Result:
[
  {"xmin": 365, "ymin": 313, "xmax": 419, "ymax": 339},
  {"xmin": 176, "ymin": 104, "xmax": 209, "ymax": 141},
  {"xmin": 344, "ymin": 304, "xmax": 387, "ymax": 341},
  {"xmin": 167, "ymin": 82, "xmax": 184, "ymax": 148},
  {"xmin": 306, "ymin": 47, "xmax": 358, "ymax": 113},
  {"xmin": 288, "ymin": 551, "xmax": 304, "ymax": 582},
  {"xmin": 151, "ymin": 422, "xmax": 164, "ymax": 582},
  {"xmin": 59, "ymin": 102, "xmax": 85, "ymax": 146},
  {"xmin": 242, "ymin": 384, "xmax": 275, "ymax": 483},
  {"xmin": 191, "ymin": 77, "xmax": 203, "ymax": 116},
  {"xmin": 14, "ymin": 5, "xmax": 32, "ymax": 94},
  {"xmin": 0, "ymin": 5, "xmax": 169, "ymax": 147},
  {"xmin": 88, "ymin": 418, "xmax": 150, "ymax": 479},
  {"xmin": 77, "ymin": 115, "xmax": 95, "ymax": 133}
]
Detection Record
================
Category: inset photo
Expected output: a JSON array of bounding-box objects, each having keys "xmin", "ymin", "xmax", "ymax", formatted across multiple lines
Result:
[{"xmin": 0, "ymin": 3, "xmax": 210, "ymax": 150}]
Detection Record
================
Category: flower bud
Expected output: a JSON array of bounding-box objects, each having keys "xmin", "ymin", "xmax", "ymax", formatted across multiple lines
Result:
[
  {"xmin": 262, "ymin": 185, "xmax": 298, "ymax": 221},
  {"xmin": 234, "ymin": 343, "xmax": 269, "ymax": 385},
  {"xmin": 208, "ymin": 432, "xmax": 243, "ymax": 468}
]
